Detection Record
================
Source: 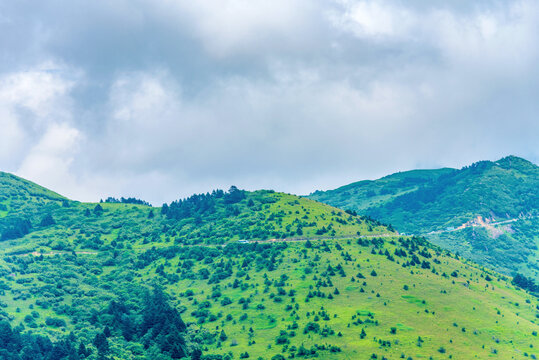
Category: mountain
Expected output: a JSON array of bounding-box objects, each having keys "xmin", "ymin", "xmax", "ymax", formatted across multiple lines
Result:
[
  {"xmin": 308, "ymin": 156, "xmax": 539, "ymax": 278},
  {"xmin": 0, "ymin": 171, "xmax": 67, "ymax": 216},
  {"xmin": 0, "ymin": 173, "xmax": 537, "ymax": 359}
]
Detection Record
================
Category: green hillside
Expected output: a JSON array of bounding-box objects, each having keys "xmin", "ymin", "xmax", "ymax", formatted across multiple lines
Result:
[
  {"xmin": 0, "ymin": 173, "xmax": 537, "ymax": 359},
  {"xmin": 309, "ymin": 168, "xmax": 454, "ymax": 213},
  {"xmin": 308, "ymin": 156, "xmax": 539, "ymax": 279},
  {"xmin": 0, "ymin": 171, "xmax": 67, "ymax": 218}
]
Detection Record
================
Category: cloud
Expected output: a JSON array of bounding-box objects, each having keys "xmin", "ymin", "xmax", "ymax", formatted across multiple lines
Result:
[
  {"xmin": 0, "ymin": 0, "xmax": 537, "ymax": 204},
  {"xmin": 333, "ymin": 0, "xmax": 417, "ymax": 38},
  {"xmin": 334, "ymin": 0, "xmax": 539, "ymax": 71},
  {"xmin": 17, "ymin": 122, "xmax": 82, "ymax": 190},
  {"xmin": 0, "ymin": 63, "xmax": 85, "ymax": 198},
  {"xmin": 151, "ymin": 0, "xmax": 322, "ymax": 57},
  {"xmin": 0, "ymin": 64, "xmax": 75, "ymax": 167}
]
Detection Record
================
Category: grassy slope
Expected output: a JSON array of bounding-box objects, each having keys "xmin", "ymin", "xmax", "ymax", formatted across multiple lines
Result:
[
  {"xmin": 0, "ymin": 173, "xmax": 537, "ymax": 359},
  {"xmin": 2, "ymin": 235, "xmax": 538, "ymax": 359},
  {"xmin": 164, "ymin": 190, "xmax": 390, "ymax": 244},
  {"xmin": 0, "ymin": 171, "xmax": 67, "ymax": 219},
  {"xmin": 308, "ymin": 156, "xmax": 539, "ymax": 278}
]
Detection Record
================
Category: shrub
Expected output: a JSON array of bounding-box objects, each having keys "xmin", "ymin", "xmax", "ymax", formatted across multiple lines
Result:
[
  {"xmin": 303, "ymin": 322, "xmax": 320, "ymax": 334},
  {"xmin": 45, "ymin": 317, "xmax": 66, "ymax": 327}
]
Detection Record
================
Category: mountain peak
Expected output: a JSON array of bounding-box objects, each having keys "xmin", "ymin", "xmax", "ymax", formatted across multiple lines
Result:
[{"xmin": 495, "ymin": 155, "xmax": 538, "ymax": 171}]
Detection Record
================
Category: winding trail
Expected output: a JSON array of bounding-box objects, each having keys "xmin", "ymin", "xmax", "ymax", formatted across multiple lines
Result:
[
  {"xmin": 6, "ymin": 215, "xmax": 536, "ymax": 257},
  {"xmin": 5, "ymin": 233, "xmax": 398, "ymax": 257}
]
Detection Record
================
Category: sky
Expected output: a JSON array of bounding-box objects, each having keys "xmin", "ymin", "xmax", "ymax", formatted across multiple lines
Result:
[{"xmin": 0, "ymin": 0, "xmax": 538, "ymax": 205}]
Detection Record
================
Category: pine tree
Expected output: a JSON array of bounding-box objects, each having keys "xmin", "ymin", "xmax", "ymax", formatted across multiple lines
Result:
[{"xmin": 219, "ymin": 330, "xmax": 228, "ymax": 342}]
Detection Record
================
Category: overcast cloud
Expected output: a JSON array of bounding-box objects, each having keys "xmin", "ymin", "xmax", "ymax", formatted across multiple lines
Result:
[{"xmin": 0, "ymin": 0, "xmax": 538, "ymax": 204}]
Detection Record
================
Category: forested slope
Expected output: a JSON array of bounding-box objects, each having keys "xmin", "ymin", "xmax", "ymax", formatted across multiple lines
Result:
[{"xmin": 309, "ymin": 156, "xmax": 539, "ymax": 279}]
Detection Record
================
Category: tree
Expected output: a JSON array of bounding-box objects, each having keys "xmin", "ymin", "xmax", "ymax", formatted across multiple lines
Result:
[
  {"xmin": 1, "ymin": 218, "xmax": 32, "ymax": 241},
  {"xmin": 140, "ymin": 287, "xmax": 187, "ymax": 359},
  {"xmin": 224, "ymin": 186, "xmax": 246, "ymax": 204},
  {"xmin": 161, "ymin": 204, "xmax": 169, "ymax": 215},
  {"xmin": 512, "ymin": 273, "xmax": 537, "ymax": 292},
  {"xmin": 190, "ymin": 348, "xmax": 202, "ymax": 360},
  {"xmin": 94, "ymin": 204, "xmax": 104, "ymax": 215},
  {"xmin": 40, "ymin": 214, "xmax": 56, "ymax": 227},
  {"xmin": 93, "ymin": 332, "xmax": 109, "ymax": 356},
  {"xmin": 103, "ymin": 326, "xmax": 111, "ymax": 338},
  {"xmin": 78, "ymin": 342, "xmax": 89, "ymax": 358},
  {"xmin": 219, "ymin": 330, "xmax": 227, "ymax": 342}
]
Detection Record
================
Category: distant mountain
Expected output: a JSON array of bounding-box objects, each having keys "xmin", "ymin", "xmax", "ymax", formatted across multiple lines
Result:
[
  {"xmin": 0, "ymin": 172, "xmax": 537, "ymax": 359},
  {"xmin": 309, "ymin": 156, "xmax": 539, "ymax": 278}
]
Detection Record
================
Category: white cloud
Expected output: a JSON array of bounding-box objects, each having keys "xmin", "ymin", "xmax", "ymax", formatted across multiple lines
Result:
[
  {"xmin": 103, "ymin": 71, "xmax": 190, "ymax": 169},
  {"xmin": 90, "ymin": 67, "xmax": 425, "ymax": 188},
  {"xmin": 433, "ymin": 1, "xmax": 539, "ymax": 74},
  {"xmin": 0, "ymin": 64, "xmax": 76, "ymax": 167},
  {"xmin": 17, "ymin": 122, "xmax": 82, "ymax": 185},
  {"xmin": 333, "ymin": 0, "xmax": 416, "ymax": 38},
  {"xmin": 333, "ymin": 0, "xmax": 539, "ymax": 73},
  {"xmin": 150, "ymin": 0, "xmax": 321, "ymax": 57},
  {"xmin": 0, "ymin": 66, "xmax": 72, "ymax": 117},
  {"xmin": 2, "ymin": 64, "xmax": 85, "ymax": 198},
  {"xmin": 0, "ymin": 109, "xmax": 25, "ymax": 163}
]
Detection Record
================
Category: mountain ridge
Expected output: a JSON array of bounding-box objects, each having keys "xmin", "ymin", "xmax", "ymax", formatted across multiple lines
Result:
[{"xmin": 308, "ymin": 155, "xmax": 539, "ymax": 279}]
